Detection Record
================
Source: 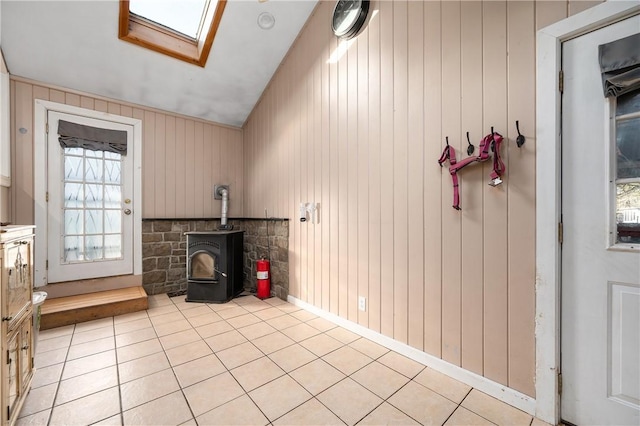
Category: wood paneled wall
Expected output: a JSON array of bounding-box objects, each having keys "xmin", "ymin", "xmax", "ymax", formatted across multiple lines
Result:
[
  {"xmin": 244, "ymin": 0, "xmax": 601, "ymax": 398},
  {"xmin": 10, "ymin": 79, "xmax": 243, "ymax": 223}
]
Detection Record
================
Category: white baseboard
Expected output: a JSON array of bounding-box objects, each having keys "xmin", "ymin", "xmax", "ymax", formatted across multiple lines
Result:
[{"xmin": 287, "ymin": 295, "xmax": 536, "ymax": 416}]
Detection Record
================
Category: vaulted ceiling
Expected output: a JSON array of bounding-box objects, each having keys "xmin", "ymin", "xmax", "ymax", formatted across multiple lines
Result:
[{"xmin": 1, "ymin": 0, "xmax": 318, "ymax": 127}]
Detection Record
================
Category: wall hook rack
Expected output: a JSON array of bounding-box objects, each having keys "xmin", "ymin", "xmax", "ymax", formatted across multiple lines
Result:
[
  {"xmin": 515, "ymin": 121, "xmax": 525, "ymax": 147},
  {"xmin": 466, "ymin": 132, "xmax": 475, "ymax": 155},
  {"xmin": 437, "ymin": 130, "xmax": 506, "ymax": 210}
]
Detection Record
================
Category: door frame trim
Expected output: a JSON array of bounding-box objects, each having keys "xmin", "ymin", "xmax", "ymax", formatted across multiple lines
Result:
[
  {"xmin": 33, "ymin": 100, "xmax": 143, "ymax": 287},
  {"xmin": 535, "ymin": 2, "xmax": 640, "ymax": 424}
]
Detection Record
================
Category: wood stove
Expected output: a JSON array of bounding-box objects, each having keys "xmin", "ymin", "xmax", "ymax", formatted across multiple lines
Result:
[{"xmin": 185, "ymin": 230, "xmax": 244, "ymax": 303}]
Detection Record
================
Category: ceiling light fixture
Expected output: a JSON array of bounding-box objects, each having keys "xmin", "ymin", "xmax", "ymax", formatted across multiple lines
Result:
[{"xmin": 257, "ymin": 12, "xmax": 275, "ymax": 30}]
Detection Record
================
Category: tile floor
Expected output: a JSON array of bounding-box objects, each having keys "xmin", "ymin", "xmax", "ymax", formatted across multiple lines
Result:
[{"xmin": 17, "ymin": 293, "xmax": 544, "ymax": 425}]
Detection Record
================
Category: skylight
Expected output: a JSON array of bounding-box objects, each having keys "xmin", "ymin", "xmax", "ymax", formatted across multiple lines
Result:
[
  {"xmin": 119, "ymin": 0, "xmax": 227, "ymax": 67},
  {"xmin": 129, "ymin": 0, "xmax": 209, "ymax": 39}
]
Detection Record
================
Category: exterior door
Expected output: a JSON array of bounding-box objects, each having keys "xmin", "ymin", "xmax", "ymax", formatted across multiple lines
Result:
[
  {"xmin": 47, "ymin": 111, "xmax": 135, "ymax": 282},
  {"xmin": 561, "ymin": 15, "xmax": 640, "ymax": 426}
]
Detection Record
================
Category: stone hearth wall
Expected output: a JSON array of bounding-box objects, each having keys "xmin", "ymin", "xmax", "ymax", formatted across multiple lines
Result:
[
  {"xmin": 142, "ymin": 219, "xmax": 289, "ymax": 299},
  {"xmin": 240, "ymin": 220, "xmax": 289, "ymax": 300}
]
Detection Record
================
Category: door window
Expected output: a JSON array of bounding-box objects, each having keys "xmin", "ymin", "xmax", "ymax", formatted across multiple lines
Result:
[
  {"xmin": 614, "ymin": 89, "xmax": 640, "ymax": 246},
  {"xmin": 61, "ymin": 147, "xmax": 123, "ymax": 262}
]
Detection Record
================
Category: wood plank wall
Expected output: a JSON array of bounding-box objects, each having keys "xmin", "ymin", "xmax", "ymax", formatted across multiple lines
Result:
[
  {"xmin": 243, "ymin": 0, "xmax": 601, "ymax": 398},
  {"xmin": 9, "ymin": 80, "xmax": 243, "ymax": 224}
]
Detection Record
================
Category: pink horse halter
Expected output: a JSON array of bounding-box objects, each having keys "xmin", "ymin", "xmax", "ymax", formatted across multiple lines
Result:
[{"xmin": 438, "ymin": 132, "xmax": 505, "ymax": 210}]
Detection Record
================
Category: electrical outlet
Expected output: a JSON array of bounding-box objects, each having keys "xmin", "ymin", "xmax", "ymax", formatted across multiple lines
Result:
[{"xmin": 358, "ymin": 296, "xmax": 366, "ymax": 312}]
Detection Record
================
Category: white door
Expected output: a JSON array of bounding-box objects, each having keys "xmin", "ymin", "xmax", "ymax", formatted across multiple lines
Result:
[
  {"xmin": 47, "ymin": 111, "xmax": 135, "ymax": 282},
  {"xmin": 562, "ymin": 15, "xmax": 640, "ymax": 426}
]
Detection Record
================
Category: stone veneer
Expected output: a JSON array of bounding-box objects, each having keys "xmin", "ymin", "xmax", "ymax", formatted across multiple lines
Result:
[{"xmin": 142, "ymin": 219, "xmax": 289, "ymax": 299}]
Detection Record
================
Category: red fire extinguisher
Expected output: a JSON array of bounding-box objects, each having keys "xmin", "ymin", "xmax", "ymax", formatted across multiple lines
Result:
[{"xmin": 256, "ymin": 258, "xmax": 271, "ymax": 299}]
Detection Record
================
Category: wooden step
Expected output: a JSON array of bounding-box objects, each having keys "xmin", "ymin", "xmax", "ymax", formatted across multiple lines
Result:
[{"xmin": 40, "ymin": 286, "xmax": 148, "ymax": 330}]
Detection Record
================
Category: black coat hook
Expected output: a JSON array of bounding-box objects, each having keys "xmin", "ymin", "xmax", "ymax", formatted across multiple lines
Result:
[
  {"xmin": 515, "ymin": 121, "xmax": 525, "ymax": 147},
  {"xmin": 490, "ymin": 127, "xmax": 495, "ymax": 152},
  {"xmin": 439, "ymin": 137, "xmax": 450, "ymax": 167},
  {"xmin": 466, "ymin": 132, "xmax": 474, "ymax": 156}
]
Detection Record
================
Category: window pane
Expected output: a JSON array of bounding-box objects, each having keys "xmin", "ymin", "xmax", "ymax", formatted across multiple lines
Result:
[
  {"xmin": 85, "ymin": 158, "xmax": 104, "ymax": 183},
  {"xmin": 64, "ymin": 183, "xmax": 84, "ymax": 208},
  {"xmin": 104, "ymin": 160, "xmax": 121, "ymax": 184},
  {"xmin": 84, "ymin": 184, "xmax": 103, "ymax": 208},
  {"xmin": 616, "ymin": 117, "xmax": 640, "ymax": 179},
  {"xmin": 64, "ymin": 236, "xmax": 83, "ymax": 262},
  {"xmin": 64, "ymin": 147, "xmax": 83, "ymax": 156},
  {"xmin": 616, "ymin": 183, "xmax": 640, "ymax": 244},
  {"xmin": 617, "ymin": 89, "xmax": 640, "ymax": 117},
  {"xmin": 104, "ymin": 185, "xmax": 121, "ymax": 208},
  {"xmin": 104, "ymin": 235, "xmax": 122, "ymax": 259},
  {"xmin": 85, "ymin": 150, "xmax": 102, "ymax": 158},
  {"xmin": 84, "ymin": 236, "xmax": 104, "ymax": 260},
  {"xmin": 129, "ymin": 0, "xmax": 209, "ymax": 39},
  {"xmin": 104, "ymin": 210, "xmax": 121, "ymax": 234},
  {"xmin": 64, "ymin": 209, "xmax": 83, "ymax": 235},
  {"xmin": 64, "ymin": 155, "xmax": 83, "ymax": 181},
  {"xmin": 85, "ymin": 210, "xmax": 103, "ymax": 235},
  {"xmin": 105, "ymin": 151, "xmax": 120, "ymax": 160}
]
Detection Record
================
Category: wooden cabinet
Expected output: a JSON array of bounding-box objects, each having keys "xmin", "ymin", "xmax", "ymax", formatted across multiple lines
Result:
[{"xmin": 0, "ymin": 226, "xmax": 34, "ymax": 425}]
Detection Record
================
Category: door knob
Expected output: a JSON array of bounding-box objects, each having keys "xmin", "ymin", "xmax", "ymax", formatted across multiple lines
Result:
[{"xmin": 124, "ymin": 209, "xmax": 132, "ymax": 215}]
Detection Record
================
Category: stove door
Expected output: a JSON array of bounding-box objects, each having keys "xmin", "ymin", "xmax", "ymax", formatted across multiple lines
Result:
[{"xmin": 188, "ymin": 250, "xmax": 218, "ymax": 282}]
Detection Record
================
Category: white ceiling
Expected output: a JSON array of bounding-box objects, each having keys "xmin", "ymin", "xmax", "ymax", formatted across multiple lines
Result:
[{"xmin": 1, "ymin": 0, "xmax": 318, "ymax": 127}]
